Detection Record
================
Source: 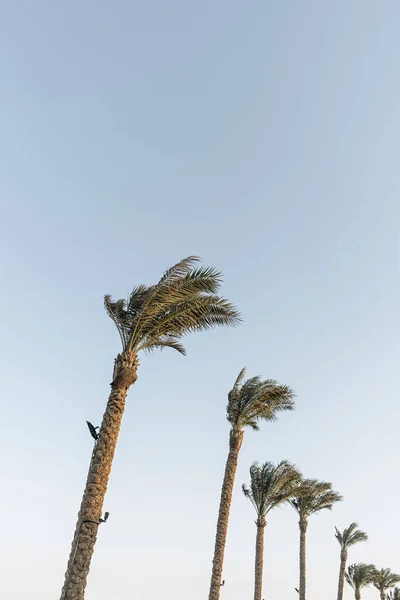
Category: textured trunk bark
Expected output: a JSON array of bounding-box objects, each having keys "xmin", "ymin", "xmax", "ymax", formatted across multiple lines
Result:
[
  {"xmin": 60, "ymin": 351, "xmax": 138, "ymax": 600},
  {"xmin": 299, "ymin": 518, "xmax": 308, "ymax": 600},
  {"xmin": 355, "ymin": 589, "xmax": 361, "ymax": 600},
  {"xmin": 336, "ymin": 550, "xmax": 347, "ymax": 600},
  {"xmin": 253, "ymin": 517, "xmax": 266, "ymax": 600},
  {"xmin": 380, "ymin": 590, "xmax": 385, "ymax": 600},
  {"xmin": 208, "ymin": 429, "xmax": 244, "ymax": 600}
]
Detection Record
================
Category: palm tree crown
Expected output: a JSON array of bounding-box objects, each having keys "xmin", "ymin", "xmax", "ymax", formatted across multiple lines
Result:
[
  {"xmin": 105, "ymin": 256, "xmax": 241, "ymax": 355},
  {"xmin": 335, "ymin": 523, "xmax": 368, "ymax": 551},
  {"xmin": 346, "ymin": 563, "xmax": 376, "ymax": 592},
  {"xmin": 242, "ymin": 460, "xmax": 302, "ymax": 521},
  {"xmin": 373, "ymin": 569, "xmax": 400, "ymax": 594},
  {"xmin": 290, "ymin": 478, "xmax": 343, "ymax": 519},
  {"xmin": 227, "ymin": 368, "xmax": 295, "ymax": 432}
]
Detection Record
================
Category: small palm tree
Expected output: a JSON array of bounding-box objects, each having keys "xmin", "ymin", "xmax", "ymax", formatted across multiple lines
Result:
[
  {"xmin": 290, "ymin": 479, "xmax": 342, "ymax": 600},
  {"xmin": 60, "ymin": 256, "xmax": 241, "ymax": 600},
  {"xmin": 346, "ymin": 563, "xmax": 376, "ymax": 600},
  {"xmin": 208, "ymin": 369, "xmax": 295, "ymax": 600},
  {"xmin": 387, "ymin": 588, "xmax": 400, "ymax": 600},
  {"xmin": 242, "ymin": 460, "xmax": 302, "ymax": 600},
  {"xmin": 373, "ymin": 568, "xmax": 400, "ymax": 600},
  {"xmin": 336, "ymin": 523, "xmax": 368, "ymax": 600}
]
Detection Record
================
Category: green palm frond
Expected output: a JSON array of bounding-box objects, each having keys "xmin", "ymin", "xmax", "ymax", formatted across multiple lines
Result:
[
  {"xmin": 104, "ymin": 256, "xmax": 241, "ymax": 354},
  {"xmin": 345, "ymin": 564, "xmax": 376, "ymax": 592},
  {"xmin": 335, "ymin": 523, "xmax": 368, "ymax": 550},
  {"xmin": 290, "ymin": 478, "xmax": 342, "ymax": 519},
  {"xmin": 227, "ymin": 370, "xmax": 295, "ymax": 431},
  {"xmin": 242, "ymin": 460, "xmax": 302, "ymax": 518},
  {"xmin": 373, "ymin": 569, "xmax": 400, "ymax": 593},
  {"xmin": 387, "ymin": 587, "xmax": 400, "ymax": 600}
]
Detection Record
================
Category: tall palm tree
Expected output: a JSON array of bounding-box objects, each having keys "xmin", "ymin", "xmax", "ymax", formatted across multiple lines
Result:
[
  {"xmin": 346, "ymin": 563, "xmax": 376, "ymax": 600},
  {"xmin": 336, "ymin": 523, "xmax": 368, "ymax": 600},
  {"xmin": 373, "ymin": 568, "xmax": 400, "ymax": 600},
  {"xmin": 60, "ymin": 256, "xmax": 241, "ymax": 600},
  {"xmin": 387, "ymin": 587, "xmax": 400, "ymax": 600},
  {"xmin": 242, "ymin": 460, "xmax": 302, "ymax": 600},
  {"xmin": 290, "ymin": 479, "xmax": 342, "ymax": 600},
  {"xmin": 208, "ymin": 369, "xmax": 295, "ymax": 600}
]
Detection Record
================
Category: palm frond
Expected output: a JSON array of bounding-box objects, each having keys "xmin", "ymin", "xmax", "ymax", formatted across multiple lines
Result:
[
  {"xmin": 387, "ymin": 587, "xmax": 400, "ymax": 600},
  {"xmin": 141, "ymin": 336, "xmax": 186, "ymax": 355},
  {"xmin": 227, "ymin": 372, "xmax": 295, "ymax": 431},
  {"xmin": 242, "ymin": 460, "xmax": 302, "ymax": 518},
  {"xmin": 104, "ymin": 256, "xmax": 241, "ymax": 354},
  {"xmin": 290, "ymin": 478, "xmax": 342, "ymax": 518},
  {"xmin": 335, "ymin": 522, "xmax": 368, "ymax": 550},
  {"xmin": 232, "ymin": 367, "xmax": 247, "ymax": 390},
  {"xmin": 346, "ymin": 564, "xmax": 376, "ymax": 592},
  {"xmin": 373, "ymin": 569, "xmax": 400, "ymax": 593}
]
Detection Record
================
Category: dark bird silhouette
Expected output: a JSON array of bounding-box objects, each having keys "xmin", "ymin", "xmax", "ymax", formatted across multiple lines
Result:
[
  {"xmin": 220, "ymin": 581, "xmax": 225, "ymax": 587},
  {"xmin": 86, "ymin": 421, "xmax": 99, "ymax": 441},
  {"xmin": 99, "ymin": 512, "xmax": 110, "ymax": 523},
  {"xmin": 295, "ymin": 589, "xmax": 299, "ymax": 594}
]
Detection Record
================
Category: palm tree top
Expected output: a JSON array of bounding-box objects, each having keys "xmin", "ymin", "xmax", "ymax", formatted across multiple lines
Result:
[
  {"xmin": 373, "ymin": 568, "xmax": 400, "ymax": 592},
  {"xmin": 104, "ymin": 256, "xmax": 241, "ymax": 355},
  {"xmin": 242, "ymin": 460, "xmax": 302, "ymax": 518},
  {"xmin": 335, "ymin": 523, "xmax": 368, "ymax": 551},
  {"xmin": 290, "ymin": 478, "xmax": 342, "ymax": 519},
  {"xmin": 346, "ymin": 563, "xmax": 376, "ymax": 591},
  {"xmin": 226, "ymin": 368, "xmax": 295, "ymax": 431}
]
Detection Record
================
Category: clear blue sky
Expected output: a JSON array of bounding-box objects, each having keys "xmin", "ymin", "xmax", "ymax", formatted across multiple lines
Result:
[{"xmin": 1, "ymin": 1, "xmax": 399, "ymax": 599}]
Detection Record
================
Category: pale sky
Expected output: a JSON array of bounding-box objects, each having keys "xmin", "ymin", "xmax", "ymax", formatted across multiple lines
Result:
[{"xmin": 1, "ymin": 2, "xmax": 400, "ymax": 599}]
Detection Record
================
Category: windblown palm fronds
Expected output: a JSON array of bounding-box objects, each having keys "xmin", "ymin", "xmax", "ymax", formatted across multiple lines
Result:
[
  {"xmin": 105, "ymin": 256, "xmax": 241, "ymax": 354},
  {"xmin": 373, "ymin": 568, "xmax": 400, "ymax": 600},
  {"xmin": 227, "ymin": 368, "xmax": 295, "ymax": 431},
  {"xmin": 335, "ymin": 523, "xmax": 368, "ymax": 550}
]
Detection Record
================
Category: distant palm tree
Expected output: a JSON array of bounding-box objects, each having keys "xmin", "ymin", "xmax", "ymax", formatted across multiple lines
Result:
[
  {"xmin": 345, "ymin": 563, "xmax": 376, "ymax": 600},
  {"xmin": 208, "ymin": 369, "xmax": 295, "ymax": 600},
  {"xmin": 335, "ymin": 523, "xmax": 368, "ymax": 600},
  {"xmin": 242, "ymin": 460, "xmax": 302, "ymax": 600},
  {"xmin": 373, "ymin": 568, "xmax": 400, "ymax": 600},
  {"xmin": 290, "ymin": 479, "xmax": 342, "ymax": 600},
  {"xmin": 60, "ymin": 256, "xmax": 241, "ymax": 600},
  {"xmin": 387, "ymin": 587, "xmax": 400, "ymax": 600}
]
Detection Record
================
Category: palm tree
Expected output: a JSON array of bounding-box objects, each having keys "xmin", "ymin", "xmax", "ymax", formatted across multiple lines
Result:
[
  {"xmin": 387, "ymin": 587, "xmax": 400, "ymax": 600},
  {"xmin": 290, "ymin": 479, "xmax": 342, "ymax": 600},
  {"xmin": 208, "ymin": 369, "xmax": 295, "ymax": 600},
  {"xmin": 336, "ymin": 523, "xmax": 368, "ymax": 600},
  {"xmin": 242, "ymin": 460, "xmax": 302, "ymax": 600},
  {"xmin": 345, "ymin": 563, "xmax": 376, "ymax": 600},
  {"xmin": 60, "ymin": 256, "xmax": 241, "ymax": 600},
  {"xmin": 373, "ymin": 568, "xmax": 400, "ymax": 600}
]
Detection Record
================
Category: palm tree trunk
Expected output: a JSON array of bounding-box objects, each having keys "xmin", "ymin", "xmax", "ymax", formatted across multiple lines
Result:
[
  {"xmin": 355, "ymin": 589, "xmax": 361, "ymax": 600},
  {"xmin": 254, "ymin": 517, "xmax": 266, "ymax": 600},
  {"xmin": 60, "ymin": 352, "xmax": 138, "ymax": 600},
  {"xmin": 299, "ymin": 517, "xmax": 308, "ymax": 600},
  {"xmin": 380, "ymin": 590, "xmax": 385, "ymax": 600},
  {"xmin": 208, "ymin": 429, "xmax": 244, "ymax": 600},
  {"xmin": 337, "ymin": 550, "xmax": 347, "ymax": 600}
]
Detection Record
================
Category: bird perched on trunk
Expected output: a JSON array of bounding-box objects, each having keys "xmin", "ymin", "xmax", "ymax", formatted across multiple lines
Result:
[{"xmin": 86, "ymin": 421, "xmax": 99, "ymax": 441}]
